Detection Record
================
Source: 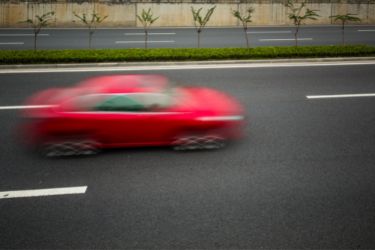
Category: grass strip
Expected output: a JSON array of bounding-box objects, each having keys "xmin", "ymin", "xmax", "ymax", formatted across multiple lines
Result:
[{"xmin": 0, "ymin": 45, "xmax": 374, "ymax": 64}]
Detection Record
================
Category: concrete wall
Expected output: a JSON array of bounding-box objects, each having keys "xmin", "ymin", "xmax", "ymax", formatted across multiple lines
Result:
[{"xmin": 0, "ymin": 0, "xmax": 374, "ymax": 27}]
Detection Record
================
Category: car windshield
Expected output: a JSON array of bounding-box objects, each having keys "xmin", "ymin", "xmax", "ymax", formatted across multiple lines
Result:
[{"xmin": 62, "ymin": 87, "xmax": 181, "ymax": 112}]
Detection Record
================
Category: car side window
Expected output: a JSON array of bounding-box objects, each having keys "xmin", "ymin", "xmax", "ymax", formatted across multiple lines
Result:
[
  {"xmin": 130, "ymin": 93, "xmax": 171, "ymax": 111},
  {"xmin": 94, "ymin": 95, "xmax": 146, "ymax": 112},
  {"xmin": 69, "ymin": 93, "xmax": 173, "ymax": 112}
]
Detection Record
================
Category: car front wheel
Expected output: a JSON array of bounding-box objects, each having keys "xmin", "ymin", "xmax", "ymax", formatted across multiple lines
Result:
[{"xmin": 172, "ymin": 134, "xmax": 226, "ymax": 151}]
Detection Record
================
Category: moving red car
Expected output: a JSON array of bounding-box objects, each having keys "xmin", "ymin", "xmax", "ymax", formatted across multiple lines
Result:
[{"xmin": 21, "ymin": 74, "xmax": 245, "ymax": 157}]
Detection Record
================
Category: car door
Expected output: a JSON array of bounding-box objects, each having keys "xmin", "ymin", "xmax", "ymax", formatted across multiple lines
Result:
[
  {"xmin": 96, "ymin": 93, "xmax": 189, "ymax": 146},
  {"xmin": 61, "ymin": 93, "xmax": 191, "ymax": 147},
  {"xmin": 89, "ymin": 94, "xmax": 150, "ymax": 146}
]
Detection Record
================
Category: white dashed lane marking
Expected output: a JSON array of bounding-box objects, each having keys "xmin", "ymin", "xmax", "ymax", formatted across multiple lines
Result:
[
  {"xmin": 124, "ymin": 32, "xmax": 176, "ymax": 35},
  {"xmin": 0, "ymin": 42, "xmax": 24, "ymax": 45},
  {"xmin": 0, "ymin": 105, "xmax": 55, "ymax": 110},
  {"xmin": 247, "ymin": 31, "xmax": 291, "ymax": 34},
  {"xmin": 0, "ymin": 186, "xmax": 87, "ymax": 199},
  {"xmin": 307, "ymin": 93, "xmax": 375, "ymax": 99},
  {"xmin": 0, "ymin": 34, "xmax": 49, "ymax": 36},
  {"xmin": 259, "ymin": 38, "xmax": 313, "ymax": 41},
  {"xmin": 116, "ymin": 40, "xmax": 175, "ymax": 44}
]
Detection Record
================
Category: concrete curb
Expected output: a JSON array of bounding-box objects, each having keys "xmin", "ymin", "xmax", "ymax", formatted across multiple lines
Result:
[{"xmin": 1, "ymin": 57, "xmax": 375, "ymax": 70}]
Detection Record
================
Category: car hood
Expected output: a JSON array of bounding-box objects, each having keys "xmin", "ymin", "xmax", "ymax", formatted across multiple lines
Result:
[
  {"xmin": 22, "ymin": 87, "xmax": 72, "ymax": 117},
  {"xmin": 174, "ymin": 87, "xmax": 244, "ymax": 116}
]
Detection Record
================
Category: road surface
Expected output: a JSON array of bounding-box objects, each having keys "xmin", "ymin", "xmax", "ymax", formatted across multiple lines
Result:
[
  {"xmin": 0, "ymin": 61, "xmax": 375, "ymax": 249},
  {"xmin": 0, "ymin": 25, "xmax": 375, "ymax": 49}
]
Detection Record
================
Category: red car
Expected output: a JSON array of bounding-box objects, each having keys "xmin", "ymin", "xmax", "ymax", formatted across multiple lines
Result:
[{"xmin": 21, "ymin": 75, "xmax": 245, "ymax": 157}]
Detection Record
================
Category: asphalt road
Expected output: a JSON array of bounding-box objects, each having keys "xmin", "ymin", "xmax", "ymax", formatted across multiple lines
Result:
[
  {"xmin": 0, "ymin": 62, "xmax": 375, "ymax": 249},
  {"xmin": 1, "ymin": 25, "xmax": 375, "ymax": 50}
]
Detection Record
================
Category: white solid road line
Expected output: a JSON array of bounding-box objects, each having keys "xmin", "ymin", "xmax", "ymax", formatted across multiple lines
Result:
[
  {"xmin": 0, "ymin": 105, "xmax": 55, "ymax": 110},
  {"xmin": 259, "ymin": 38, "xmax": 313, "ymax": 41},
  {"xmin": 1, "ymin": 60, "xmax": 375, "ymax": 74},
  {"xmin": 0, "ymin": 186, "xmax": 87, "ymax": 199},
  {"xmin": 358, "ymin": 30, "xmax": 375, "ymax": 32},
  {"xmin": 0, "ymin": 42, "xmax": 24, "ymax": 45},
  {"xmin": 125, "ymin": 32, "xmax": 176, "ymax": 35},
  {"xmin": 307, "ymin": 93, "xmax": 375, "ymax": 99},
  {"xmin": 116, "ymin": 40, "xmax": 175, "ymax": 44}
]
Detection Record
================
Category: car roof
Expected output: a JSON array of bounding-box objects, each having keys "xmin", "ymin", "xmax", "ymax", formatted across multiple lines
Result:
[{"xmin": 77, "ymin": 74, "xmax": 170, "ymax": 94}]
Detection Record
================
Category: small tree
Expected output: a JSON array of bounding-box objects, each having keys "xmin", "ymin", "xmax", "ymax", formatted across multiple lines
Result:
[
  {"xmin": 73, "ymin": 11, "xmax": 107, "ymax": 49},
  {"xmin": 136, "ymin": 8, "xmax": 159, "ymax": 49},
  {"xmin": 330, "ymin": 13, "xmax": 361, "ymax": 45},
  {"xmin": 191, "ymin": 6, "xmax": 216, "ymax": 48},
  {"xmin": 286, "ymin": 0, "xmax": 319, "ymax": 46},
  {"xmin": 22, "ymin": 11, "xmax": 55, "ymax": 51},
  {"xmin": 232, "ymin": 7, "xmax": 254, "ymax": 48}
]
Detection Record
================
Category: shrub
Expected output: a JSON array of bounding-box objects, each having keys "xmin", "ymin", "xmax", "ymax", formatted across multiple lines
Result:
[{"xmin": 0, "ymin": 45, "xmax": 374, "ymax": 65}]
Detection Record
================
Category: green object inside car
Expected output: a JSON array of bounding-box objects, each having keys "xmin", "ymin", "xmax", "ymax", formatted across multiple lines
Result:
[{"xmin": 94, "ymin": 95, "xmax": 145, "ymax": 112}]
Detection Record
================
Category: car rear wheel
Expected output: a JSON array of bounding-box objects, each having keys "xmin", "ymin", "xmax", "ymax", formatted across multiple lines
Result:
[
  {"xmin": 173, "ymin": 134, "xmax": 226, "ymax": 151},
  {"xmin": 42, "ymin": 140, "xmax": 99, "ymax": 157}
]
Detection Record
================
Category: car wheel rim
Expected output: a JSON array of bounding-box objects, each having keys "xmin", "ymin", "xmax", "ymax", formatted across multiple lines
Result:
[
  {"xmin": 43, "ymin": 143, "xmax": 61, "ymax": 157},
  {"xmin": 43, "ymin": 140, "xmax": 99, "ymax": 157},
  {"xmin": 173, "ymin": 135, "xmax": 226, "ymax": 151},
  {"xmin": 173, "ymin": 136, "xmax": 199, "ymax": 151},
  {"xmin": 80, "ymin": 140, "xmax": 100, "ymax": 155},
  {"xmin": 201, "ymin": 135, "xmax": 226, "ymax": 149}
]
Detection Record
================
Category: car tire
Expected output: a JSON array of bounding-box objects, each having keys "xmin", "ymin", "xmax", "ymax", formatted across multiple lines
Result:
[
  {"xmin": 41, "ymin": 139, "xmax": 99, "ymax": 157},
  {"xmin": 172, "ymin": 134, "xmax": 226, "ymax": 151},
  {"xmin": 200, "ymin": 135, "xmax": 226, "ymax": 150},
  {"xmin": 79, "ymin": 140, "xmax": 100, "ymax": 155}
]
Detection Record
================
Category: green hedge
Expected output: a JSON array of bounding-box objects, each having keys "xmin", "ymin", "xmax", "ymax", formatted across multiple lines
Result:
[{"xmin": 0, "ymin": 45, "xmax": 374, "ymax": 64}]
